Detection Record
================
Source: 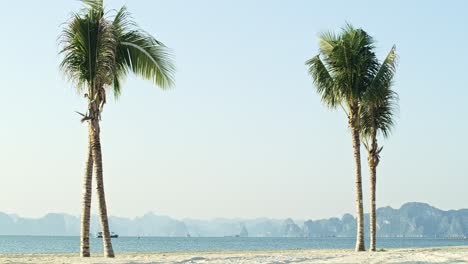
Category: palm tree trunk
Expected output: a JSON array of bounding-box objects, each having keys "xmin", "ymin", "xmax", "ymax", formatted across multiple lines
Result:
[
  {"xmin": 369, "ymin": 158, "xmax": 377, "ymax": 251},
  {"xmin": 350, "ymin": 110, "xmax": 365, "ymax": 252},
  {"xmin": 369, "ymin": 129, "xmax": 378, "ymax": 251},
  {"xmin": 80, "ymin": 124, "xmax": 94, "ymax": 257},
  {"xmin": 90, "ymin": 117, "xmax": 115, "ymax": 258}
]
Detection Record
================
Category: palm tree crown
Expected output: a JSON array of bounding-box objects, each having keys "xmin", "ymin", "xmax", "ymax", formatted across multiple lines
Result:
[
  {"xmin": 306, "ymin": 24, "xmax": 379, "ymax": 113},
  {"xmin": 360, "ymin": 46, "xmax": 398, "ymax": 139},
  {"xmin": 60, "ymin": 0, "xmax": 175, "ymax": 110},
  {"xmin": 59, "ymin": 0, "xmax": 114, "ymax": 94}
]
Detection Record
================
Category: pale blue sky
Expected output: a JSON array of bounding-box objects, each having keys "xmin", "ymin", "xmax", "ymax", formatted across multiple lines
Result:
[{"xmin": 0, "ymin": 0, "xmax": 467, "ymax": 220}]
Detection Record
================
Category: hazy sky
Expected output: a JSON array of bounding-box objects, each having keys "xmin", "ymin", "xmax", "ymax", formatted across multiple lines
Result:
[{"xmin": 0, "ymin": 0, "xmax": 467, "ymax": 220}]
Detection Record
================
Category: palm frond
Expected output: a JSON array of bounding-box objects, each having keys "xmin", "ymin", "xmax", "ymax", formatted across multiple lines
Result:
[
  {"xmin": 318, "ymin": 31, "xmax": 338, "ymax": 55},
  {"xmin": 305, "ymin": 55, "xmax": 338, "ymax": 108},
  {"xmin": 59, "ymin": 0, "xmax": 116, "ymax": 113},
  {"xmin": 361, "ymin": 87, "xmax": 398, "ymax": 138},
  {"xmin": 309, "ymin": 25, "xmax": 380, "ymax": 112},
  {"xmin": 60, "ymin": 1, "xmax": 176, "ymax": 104},
  {"xmin": 119, "ymin": 33, "xmax": 175, "ymax": 88},
  {"xmin": 80, "ymin": 0, "xmax": 103, "ymax": 11},
  {"xmin": 367, "ymin": 46, "xmax": 397, "ymax": 101},
  {"xmin": 360, "ymin": 46, "xmax": 398, "ymax": 138},
  {"xmin": 110, "ymin": 6, "xmax": 175, "ymax": 97}
]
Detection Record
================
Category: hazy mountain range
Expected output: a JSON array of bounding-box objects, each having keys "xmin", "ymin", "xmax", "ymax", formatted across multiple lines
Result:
[{"xmin": 1, "ymin": 202, "xmax": 467, "ymax": 237}]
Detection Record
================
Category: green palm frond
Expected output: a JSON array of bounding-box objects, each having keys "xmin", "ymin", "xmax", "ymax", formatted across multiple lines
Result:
[
  {"xmin": 366, "ymin": 46, "xmax": 397, "ymax": 102},
  {"xmin": 80, "ymin": 0, "xmax": 103, "ymax": 11},
  {"xmin": 361, "ymin": 87, "xmax": 398, "ymax": 138},
  {"xmin": 305, "ymin": 55, "xmax": 338, "ymax": 108},
  {"xmin": 119, "ymin": 31, "xmax": 175, "ymax": 87},
  {"xmin": 111, "ymin": 6, "xmax": 175, "ymax": 97},
  {"xmin": 59, "ymin": 2, "xmax": 176, "ymax": 102},
  {"xmin": 318, "ymin": 31, "xmax": 338, "ymax": 55},
  {"xmin": 360, "ymin": 47, "xmax": 399, "ymax": 138},
  {"xmin": 333, "ymin": 26, "xmax": 378, "ymax": 102},
  {"xmin": 306, "ymin": 25, "xmax": 380, "ymax": 112},
  {"xmin": 59, "ymin": 1, "xmax": 115, "ymax": 98}
]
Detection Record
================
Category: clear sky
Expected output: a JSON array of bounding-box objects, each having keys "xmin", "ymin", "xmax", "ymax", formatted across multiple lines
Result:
[{"xmin": 0, "ymin": 0, "xmax": 467, "ymax": 220}]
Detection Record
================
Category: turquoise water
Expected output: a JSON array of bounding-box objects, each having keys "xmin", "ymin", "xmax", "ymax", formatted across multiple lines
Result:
[{"xmin": 0, "ymin": 236, "xmax": 467, "ymax": 254}]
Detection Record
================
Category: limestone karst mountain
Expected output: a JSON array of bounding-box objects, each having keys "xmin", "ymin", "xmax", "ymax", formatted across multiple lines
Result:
[{"xmin": 1, "ymin": 203, "xmax": 467, "ymax": 237}]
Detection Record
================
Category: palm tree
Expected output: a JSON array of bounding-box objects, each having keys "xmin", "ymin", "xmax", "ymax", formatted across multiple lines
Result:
[
  {"xmin": 360, "ymin": 46, "xmax": 398, "ymax": 251},
  {"xmin": 60, "ymin": 0, "xmax": 115, "ymax": 256},
  {"xmin": 59, "ymin": 0, "xmax": 174, "ymax": 257},
  {"xmin": 306, "ymin": 25, "xmax": 381, "ymax": 251}
]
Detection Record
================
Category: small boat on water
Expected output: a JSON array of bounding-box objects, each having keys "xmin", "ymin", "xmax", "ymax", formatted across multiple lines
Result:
[{"xmin": 95, "ymin": 232, "xmax": 118, "ymax": 238}]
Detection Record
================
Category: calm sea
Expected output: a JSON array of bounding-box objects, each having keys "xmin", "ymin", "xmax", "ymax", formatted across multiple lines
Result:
[{"xmin": 0, "ymin": 236, "xmax": 467, "ymax": 254}]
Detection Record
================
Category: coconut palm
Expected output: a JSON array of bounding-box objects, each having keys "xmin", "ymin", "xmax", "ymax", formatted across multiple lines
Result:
[
  {"xmin": 306, "ymin": 24, "xmax": 381, "ymax": 251},
  {"xmin": 360, "ymin": 46, "xmax": 398, "ymax": 251},
  {"xmin": 60, "ymin": 0, "xmax": 115, "ymax": 256},
  {"xmin": 59, "ymin": 0, "xmax": 174, "ymax": 257}
]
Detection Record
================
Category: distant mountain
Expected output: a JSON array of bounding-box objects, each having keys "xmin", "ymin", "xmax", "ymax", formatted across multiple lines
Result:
[
  {"xmin": 375, "ymin": 202, "xmax": 468, "ymax": 237},
  {"xmin": 0, "ymin": 212, "xmax": 79, "ymax": 236},
  {"xmin": 239, "ymin": 226, "xmax": 249, "ymax": 237},
  {"xmin": 281, "ymin": 218, "xmax": 303, "ymax": 237},
  {"xmin": 0, "ymin": 202, "xmax": 467, "ymax": 237},
  {"xmin": 302, "ymin": 202, "xmax": 468, "ymax": 238},
  {"xmin": 109, "ymin": 212, "xmax": 188, "ymax": 236}
]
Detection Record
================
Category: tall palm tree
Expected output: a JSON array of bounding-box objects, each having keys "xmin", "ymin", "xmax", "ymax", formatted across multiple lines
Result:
[
  {"xmin": 59, "ymin": 0, "xmax": 174, "ymax": 257},
  {"xmin": 60, "ymin": 0, "xmax": 115, "ymax": 256},
  {"xmin": 306, "ymin": 25, "xmax": 380, "ymax": 251},
  {"xmin": 360, "ymin": 46, "xmax": 398, "ymax": 251}
]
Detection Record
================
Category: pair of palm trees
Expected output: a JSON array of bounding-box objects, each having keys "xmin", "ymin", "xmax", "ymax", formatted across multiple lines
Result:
[
  {"xmin": 306, "ymin": 25, "xmax": 398, "ymax": 251},
  {"xmin": 59, "ymin": 0, "xmax": 174, "ymax": 257}
]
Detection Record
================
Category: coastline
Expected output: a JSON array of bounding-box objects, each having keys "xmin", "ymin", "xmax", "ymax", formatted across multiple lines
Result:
[{"xmin": 1, "ymin": 246, "xmax": 467, "ymax": 264}]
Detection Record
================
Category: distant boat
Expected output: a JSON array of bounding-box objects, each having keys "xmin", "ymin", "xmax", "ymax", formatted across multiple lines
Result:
[{"xmin": 95, "ymin": 232, "xmax": 118, "ymax": 238}]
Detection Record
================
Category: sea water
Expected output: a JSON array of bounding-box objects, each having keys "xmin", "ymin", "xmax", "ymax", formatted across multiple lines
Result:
[{"xmin": 0, "ymin": 236, "xmax": 467, "ymax": 254}]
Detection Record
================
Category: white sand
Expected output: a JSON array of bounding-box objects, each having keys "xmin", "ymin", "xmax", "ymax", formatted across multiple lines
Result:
[{"xmin": 1, "ymin": 247, "xmax": 467, "ymax": 264}]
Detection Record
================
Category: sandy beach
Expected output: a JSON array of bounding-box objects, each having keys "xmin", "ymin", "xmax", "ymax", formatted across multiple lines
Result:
[{"xmin": 1, "ymin": 246, "xmax": 467, "ymax": 264}]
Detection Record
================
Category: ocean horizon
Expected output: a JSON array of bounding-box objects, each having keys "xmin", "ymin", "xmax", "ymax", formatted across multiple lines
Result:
[{"xmin": 1, "ymin": 236, "xmax": 467, "ymax": 254}]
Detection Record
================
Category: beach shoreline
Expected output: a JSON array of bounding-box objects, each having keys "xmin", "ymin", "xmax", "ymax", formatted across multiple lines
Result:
[{"xmin": 1, "ymin": 246, "xmax": 467, "ymax": 263}]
